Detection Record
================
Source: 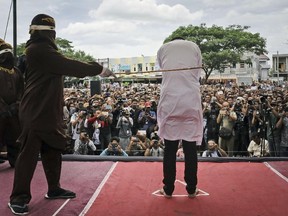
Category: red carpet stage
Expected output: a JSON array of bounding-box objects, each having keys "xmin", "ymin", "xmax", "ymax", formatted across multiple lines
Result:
[{"xmin": 1, "ymin": 159, "xmax": 288, "ymax": 216}]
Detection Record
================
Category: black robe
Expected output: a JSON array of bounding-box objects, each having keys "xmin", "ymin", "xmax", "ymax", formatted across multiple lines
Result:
[{"xmin": 18, "ymin": 41, "xmax": 104, "ymax": 150}]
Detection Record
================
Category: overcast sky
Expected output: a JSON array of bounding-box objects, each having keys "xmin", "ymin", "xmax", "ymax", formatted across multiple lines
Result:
[{"xmin": 1, "ymin": 0, "xmax": 287, "ymax": 61}]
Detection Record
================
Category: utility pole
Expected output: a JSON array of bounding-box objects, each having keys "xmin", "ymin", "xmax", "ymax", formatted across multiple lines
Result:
[
  {"xmin": 277, "ymin": 51, "xmax": 279, "ymax": 83},
  {"xmin": 13, "ymin": 0, "xmax": 17, "ymax": 57}
]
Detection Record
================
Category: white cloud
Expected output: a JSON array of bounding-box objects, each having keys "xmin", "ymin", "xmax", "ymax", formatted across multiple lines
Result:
[
  {"xmin": 59, "ymin": 0, "xmax": 204, "ymax": 58},
  {"xmin": 1, "ymin": 0, "xmax": 287, "ymax": 60},
  {"xmin": 89, "ymin": 0, "xmax": 203, "ymax": 23}
]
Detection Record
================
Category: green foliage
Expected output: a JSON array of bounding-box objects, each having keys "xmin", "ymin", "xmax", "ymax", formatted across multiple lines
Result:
[
  {"xmin": 164, "ymin": 24, "xmax": 267, "ymax": 82},
  {"xmin": 16, "ymin": 43, "xmax": 25, "ymax": 56}
]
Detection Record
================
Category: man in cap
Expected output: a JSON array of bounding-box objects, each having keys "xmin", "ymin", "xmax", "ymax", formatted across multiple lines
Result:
[
  {"xmin": 8, "ymin": 14, "xmax": 116, "ymax": 215},
  {"xmin": 0, "ymin": 39, "xmax": 24, "ymax": 167}
]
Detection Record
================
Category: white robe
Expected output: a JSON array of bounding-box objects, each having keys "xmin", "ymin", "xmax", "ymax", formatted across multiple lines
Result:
[{"xmin": 156, "ymin": 39, "xmax": 203, "ymax": 143}]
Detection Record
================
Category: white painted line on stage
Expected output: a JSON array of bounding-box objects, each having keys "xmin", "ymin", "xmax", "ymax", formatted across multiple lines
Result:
[
  {"xmin": 79, "ymin": 162, "xmax": 118, "ymax": 216},
  {"xmin": 152, "ymin": 179, "xmax": 209, "ymax": 197},
  {"xmin": 264, "ymin": 162, "xmax": 288, "ymax": 183},
  {"xmin": 52, "ymin": 199, "xmax": 70, "ymax": 216}
]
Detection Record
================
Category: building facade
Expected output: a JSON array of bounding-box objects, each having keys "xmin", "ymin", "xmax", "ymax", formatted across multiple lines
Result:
[
  {"xmin": 105, "ymin": 53, "xmax": 270, "ymax": 84},
  {"xmin": 271, "ymin": 53, "xmax": 288, "ymax": 81}
]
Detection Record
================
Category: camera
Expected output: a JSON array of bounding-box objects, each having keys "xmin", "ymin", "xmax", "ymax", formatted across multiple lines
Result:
[
  {"xmin": 153, "ymin": 140, "xmax": 158, "ymax": 145},
  {"xmin": 234, "ymin": 103, "xmax": 242, "ymax": 112},
  {"xmin": 83, "ymin": 133, "xmax": 89, "ymax": 137},
  {"xmin": 112, "ymin": 143, "xmax": 118, "ymax": 151},
  {"xmin": 259, "ymin": 94, "xmax": 271, "ymax": 103},
  {"xmin": 248, "ymin": 100, "xmax": 254, "ymax": 106}
]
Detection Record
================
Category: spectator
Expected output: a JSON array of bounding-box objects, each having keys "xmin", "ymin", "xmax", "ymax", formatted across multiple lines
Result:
[
  {"xmin": 98, "ymin": 107, "xmax": 113, "ymax": 151},
  {"xmin": 136, "ymin": 132, "xmax": 151, "ymax": 149},
  {"xmin": 116, "ymin": 109, "xmax": 133, "ymax": 150},
  {"xmin": 144, "ymin": 139, "xmax": 164, "ymax": 157},
  {"xmin": 70, "ymin": 110, "xmax": 87, "ymax": 150},
  {"xmin": 126, "ymin": 136, "xmax": 146, "ymax": 156},
  {"xmin": 247, "ymin": 132, "xmax": 270, "ymax": 157},
  {"xmin": 262, "ymin": 99, "xmax": 281, "ymax": 156},
  {"xmin": 250, "ymin": 100, "xmax": 263, "ymax": 137},
  {"xmin": 130, "ymin": 99, "xmax": 142, "ymax": 135},
  {"xmin": 146, "ymin": 123, "xmax": 159, "ymax": 140},
  {"xmin": 87, "ymin": 110, "xmax": 102, "ymax": 153},
  {"xmin": 74, "ymin": 131, "xmax": 96, "ymax": 155},
  {"xmin": 217, "ymin": 101, "xmax": 237, "ymax": 156},
  {"xmin": 233, "ymin": 97, "xmax": 250, "ymax": 156},
  {"xmin": 276, "ymin": 107, "xmax": 288, "ymax": 157},
  {"xmin": 138, "ymin": 101, "xmax": 157, "ymax": 131},
  {"xmin": 203, "ymin": 96, "xmax": 220, "ymax": 146},
  {"xmin": 202, "ymin": 140, "xmax": 228, "ymax": 157},
  {"xmin": 100, "ymin": 137, "xmax": 128, "ymax": 156},
  {"xmin": 176, "ymin": 142, "xmax": 185, "ymax": 159}
]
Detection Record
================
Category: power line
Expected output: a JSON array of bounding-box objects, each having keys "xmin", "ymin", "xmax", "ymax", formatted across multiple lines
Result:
[{"xmin": 3, "ymin": 0, "xmax": 13, "ymax": 40}]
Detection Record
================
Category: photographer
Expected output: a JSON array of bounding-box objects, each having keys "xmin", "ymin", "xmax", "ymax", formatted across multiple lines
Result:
[
  {"xmin": 87, "ymin": 110, "xmax": 102, "ymax": 148},
  {"xmin": 144, "ymin": 139, "xmax": 164, "ymax": 157},
  {"xmin": 70, "ymin": 110, "xmax": 87, "ymax": 150},
  {"xmin": 247, "ymin": 132, "xmax": 269, "ymax": 157},
  {"xmin": 275, "ymin": 107, "xmax": 288, "ymax": 157},
  {"xmin": 126, "ymin": 136, "xmax": 147, "ymax": 156},
  {"xmin": 130, "ymin": 99, "xmax": 142, "ymax": 135},
  {"xmin": 203, "ymin": 96, "xmax": 220, "ymax": 144},
  {"xmin": 116, "ymin": 109, "xmax": 133, "ymax": 150},
  {"xmin": 98, "ymin": 106, "xmax": 113, "ymax": 151},
  {"xmin": 100, "ymin": 137, "xmax": 128, "ymax": 156},
  {"xmin": 251, "ymin": 104, "xmax": 263, "ymax": 127},
  {"xmin": 217, "ymin": 101, "xmax": 237, "ymax": 156},
  {"xmin": 74, "ymin": 131, "xmax": 96, "ymax": 155},
  {"xmin": 233, "ymin": 97, "xmax": 250, "ymax": 156},
  {"xmin": 202, "ymin": 139, "xmax": 228, "ymax": 157},
  {"xmin": 111, "ymin": 97, "xmax": 124, "ymax": 137},
  {"xmin": 138, "ymin": 101, "xmax": 157, "ymax": 131},
  {"xmin": 259, "ymin": 96, "xmax": 281, "ymax": 156}
]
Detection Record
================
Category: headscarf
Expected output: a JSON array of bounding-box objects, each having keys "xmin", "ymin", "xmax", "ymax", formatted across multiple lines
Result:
[
  {"xmin": 26, "ymin": 14, "xmax": 58, "ymax": 50},
  {"xmin": 0, "ymin": 39, "xmax": 14, "ymax": 69}
]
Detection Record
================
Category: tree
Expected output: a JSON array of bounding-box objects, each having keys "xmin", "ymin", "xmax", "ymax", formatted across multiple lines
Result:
[
  {"xmin": 164, "ymin": 24, "xmax": 267, "ymax": 82},
  {"xmin": 55, "ymin": 38, "xmax": 95, "ymax": 62},
  {"xmin": 16, "ymin": 37, "xmax": 95, "ymax": 63}
]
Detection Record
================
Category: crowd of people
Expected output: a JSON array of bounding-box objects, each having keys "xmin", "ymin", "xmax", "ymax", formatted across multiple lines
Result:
[{"xmin": 61, "ymin": 79, "xmax": 288, "ymax": 158}]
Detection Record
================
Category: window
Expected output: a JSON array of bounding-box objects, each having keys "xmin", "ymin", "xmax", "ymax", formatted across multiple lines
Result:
[
  {"xmin": 138, "ymin": 63, "xmax": 142, "ymax": 72},
  {"xmin": 279, "ymin": 63, "xmax": 285, "ymax": 72},
  {"xmin": 240, "ymin": 62, "xmax": 245, "ymax": 68}
]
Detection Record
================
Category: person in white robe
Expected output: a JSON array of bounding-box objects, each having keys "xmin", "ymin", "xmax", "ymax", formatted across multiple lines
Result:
[{"xmin": 157, "ymin": 37, "xmax": 203, "ymax": 197}]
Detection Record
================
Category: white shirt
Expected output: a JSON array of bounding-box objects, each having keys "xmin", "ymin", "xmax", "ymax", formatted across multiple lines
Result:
[
  {"xmin": 157, "ymin": 39, "xmax": 203, "ymax": 143},
  {"xmin": 247, "ymin": 139, "xmax": 269, "ymax": 157},
  {"xmin": 74, "ymin": 139, "xmax": 96, "ymax": 155},
  {"xmin": 149, "ymin": 147, "xmax": 164, "ymax": 157}
]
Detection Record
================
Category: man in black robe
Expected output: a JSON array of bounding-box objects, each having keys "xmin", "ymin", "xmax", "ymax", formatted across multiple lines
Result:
[
  {"xmin": 8, "ymin": 14, "xmax": 115, "ymax": 215},
  {"xmin": 0, "ymin": 39, "xmax": 24, "ymax": 167}
]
